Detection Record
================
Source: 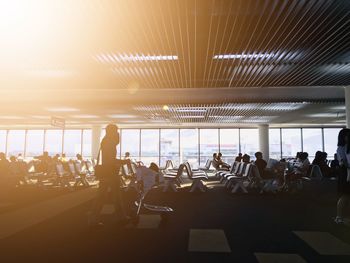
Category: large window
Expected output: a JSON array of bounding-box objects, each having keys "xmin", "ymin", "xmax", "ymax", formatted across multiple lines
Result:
[
  {"xmin": 219, "ymin": 129, "xmax": 239, "ymax": 164},
  {"xmin": 269, "ymin": 129, "xmax": 281, "ymax": 160},
  {"xmin": 324, "ymin": 128, "xmax": 341, "ymax": 157},
  {"xmin": 199, "ymin": 129, "xmax": 218, "ymax": 166},
  {"xmin": 7, "ymin": 130, "xmax": 25, "ymax": 156},
  {"xmin": 180, "ymin": 129, "xmax": 199, "ymax": 167},
  {"xmin": 160, "ymin": 129, "xmax": 179, "ymax": 166},
  {"xmin": 63, "ymin": 130, "xmax": 82, "ymax": 158},
  {"xmin": 240, "ymin": 129, "xmax": 259, "ymax": 159},
  {"xmin": 302, "ymin": 128, "xmax": 322, "ymax": 158},
  {"xmin": 45, "ymin": 130, "xmax": 63, "ymax": 156},
  {"xmin": 141, "ymin": 129, "xmax": 159, "ymax": 165},
  {"xmin": 82, "ymin": 129, "xmax": 92, "ymax": 158},
  {"xmin": 121, "ymin": 129, "xmax": 140, "ymax": 160},
  {"xmin": 0, "ymin": 130, "xmax": 7, "ymax": 153},
  {"xmin": 281, "ymin": 128, "xmax": 302, "ymax": 158},
  {"xmin": 25, "ymin": 130, "xmax": 44, "ymax": 157}
]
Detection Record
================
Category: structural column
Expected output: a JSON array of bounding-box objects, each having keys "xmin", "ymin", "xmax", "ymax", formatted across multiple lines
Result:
[
  {"xmin": 258, "ymin": 124, "xmax": 269, "ymax": 160},
  {"xmin": 91, "ymin": 125, "xmax": 102, "ymax": 160},
  {"xmin": 345, "ymin": 86, "xmax": 350, "ymax": 128}
]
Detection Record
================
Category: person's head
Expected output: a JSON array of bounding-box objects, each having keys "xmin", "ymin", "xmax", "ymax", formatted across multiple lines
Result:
[
  {"xmin": 337, "ymin": 128, "xmax": 350, "ymax": 146},
  {"xmin": 0, "ymin": 152, "xmax": 5, "ymax": 160},
  {"xmin": 62, "ymin": 153, "xmax": 66, "ymax": 158},
  {"xmin": 334, "ymin": 153, "xmax": 337, "ymax": 159},
  {"xmin": 315, "ymin": 151, "xmax": 322, "ymax": 160},
  {"xmin": 238, "ymin": 153, "xmax": 242, "ymax": 157},
  {"xmin": 213, "ymin": 153, "xmax": 217, "ymax": 158},
  {"xmin": 125, "ymin": 152, "xmax": 130, "ymax": 157},
  {"xmin": 76, "ymin": 153, "xmax": 82, "ymax": 160},
  {"xmin": 10, "ymin": 156, "xmax": 17, "ymax": 162},
  {"xmin": 43, "ymin": 151, "xmax": 49, "ymax": 157},
  {"xmin": 105, "ymin": 123, "xmax": 119, "ymax": 138},
  {"xmin": 255, "ymin": 152, "xmax": 263, "ymax": 160},
  {"xmin": 149, "ymin": 162, "xmax": 159, "ymax": 173},
  {"xmin": 242, "ymin": 154, "xmax": 250, "ymax": 163},
  {"xmin": 300, "ymin": 152, "xmax": 308, "ymax": 161},
  {"xmin": 322, "ymin": 152, "xmax": 328, "ymax": 160},
  {"xmin": 218, "ymin": 152, "xmax": 222, "ymax": 157},
  {"xmin": 296, "ymin": 152, "xmax": 302, "ymax": 159}
]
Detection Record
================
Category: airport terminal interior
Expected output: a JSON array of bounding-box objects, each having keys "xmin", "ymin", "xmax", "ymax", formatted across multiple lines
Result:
[{"xmin": 1, "ymin": 0, "xmax": 350, "ymax": 262}]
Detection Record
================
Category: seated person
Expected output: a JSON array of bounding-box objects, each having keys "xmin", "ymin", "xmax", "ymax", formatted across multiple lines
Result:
[
  {"xmin": 0, "ymin": 152, "xmax": 10, "ymax": 178},
  {"xmin": 254, "ymin": 152, "xmax": 267, "ymax": 177},
  {"xmin": 211, "ymin": 153, "xmax": 220, "ymax": 169},
  {"xmin": 330, "ymin": 153, "xmax": 339, "ymax": 168},
  {"xmin": 9, "ymin": 156, "xmax": 28, "ymax": 185},
  {"xmin": 34, "ymin": 151, "xmax": 53, "ymax": 174},
  {"xmin": 136, "ymin": 162, "xmax": 161, "ymax": 189},
  {"xmin": 312, "ymin": 151, "xmax": 332, "ymax": 177},
  {"xmin": 235, "ymin": 153, "xmax": 243, "ymax": 162},
  {"xmin": 285, "ymin": 152, "xmax": 310, "ymax": 185},
  {"xmin": 242, "ymin": 154, "xmax": 250, "ymax": 163},
  {"xmin": 217, "ymin": 152, "xmax": 231, "ymax": 170}
]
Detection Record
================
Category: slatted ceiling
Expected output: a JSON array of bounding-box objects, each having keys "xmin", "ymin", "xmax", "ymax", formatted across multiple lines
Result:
[
  {"xmin": 81, "ymin": 0, "xmax": 350, "ymax": 89},
  {"xmin": 133, "ymin": 102, "xmax": 310, "ymax": 123}
]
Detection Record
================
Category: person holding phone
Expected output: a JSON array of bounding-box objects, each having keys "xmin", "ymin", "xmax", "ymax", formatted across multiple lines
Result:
[{"xmin": 88, "ymin": 124, "xmax": 131, "ymax": 227}]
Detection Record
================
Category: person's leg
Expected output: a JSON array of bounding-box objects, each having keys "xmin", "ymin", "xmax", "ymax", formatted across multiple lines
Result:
[
  {"xmin": 89, "ymin": 180, "xmax": 108, "ymax": 224},
  {"xmin": 111, "ymin": 176, "xmax": 128, "ymax": 220},
  {"xmin": 336, "ymin": 194, "xmax": 350, "ymax": 221}
]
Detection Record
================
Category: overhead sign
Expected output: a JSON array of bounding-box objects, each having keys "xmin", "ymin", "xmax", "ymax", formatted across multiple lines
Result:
[{"xmin": 51, "ymin": 117, "xmax": 65, "ymax": 128}]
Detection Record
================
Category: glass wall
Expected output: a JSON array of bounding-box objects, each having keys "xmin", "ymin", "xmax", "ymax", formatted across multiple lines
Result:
[
  {"xmin": 180, "ymin": 129, "xmax": 199, "ymax": 167},
  {"xmin": 0, "ymin": 130, "xmax": 7, "ymax": 153},
  {"xmin": 82, "ymin": 129, "xmax": 92, "ymax": 158},
  {"xmin": 302, "ymin": 128, "xmax": 323, "ymax": 158},
  {"xmin": 269, "ymin": 128, "xmax": 281, "ymax": 160},
  {"xmin": 240, "ymin": 129, "xmax": 259, "ymax": 159},
  {"xmin": 140, "ymin": 129, "xmax": 159, "ymax": 165},
  {"xmin": 7, "ymin": 130, "xmax": 25, "ymax": 156},
  {"xmin": 0, "ymin": 127, "xmax": 343, "ymax": 164},
  {"xmin": 199, "ymin": 129, "xmax": 219, "ymax": 166},
  {"xmin": 324, "ymin": 128, "xmax": 341, "ymax": 157},
  {"xmin": 121, "ymin": 129, "xmax": 140, "ymax": 160},
  {"xmin": 63, "ymin": 130, "xmax": 82, "ymax": 158},
  {"xmin": 26, "ymin": 130, "xmax": 44, "ymax": 157},
  {"xmin": 44, "ymin": 130, "xmax": 63, "ymax": 156},
  {"xmin": 160, "ymin": 129, "xmax": 179, "ymax": 167},
  {"xmin": 281, "ymin": 128, "xmax": 302, "ymax": 158},
  {"xmin": 219, "ymin": 129, "xmax": 239, "ymax": 164}
]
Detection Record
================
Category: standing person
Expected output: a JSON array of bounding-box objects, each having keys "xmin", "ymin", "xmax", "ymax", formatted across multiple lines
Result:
[
  {"xmin": 334, "ymin": 128, "xmax": 350, "ymax": 224},
  {"xmin": 254, "ymin": 152, "xmax": 267, "ymax": 177},
  {"xmin": 88, "ymin": 124, "xmax": 130, "ymax": 227}
]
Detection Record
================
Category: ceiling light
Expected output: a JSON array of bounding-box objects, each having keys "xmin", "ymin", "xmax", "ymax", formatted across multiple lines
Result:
[
  {"xmin": 46, "ymin": 107, "xmax": 79, "ymax": 112},
  {"xmin": 96, "ymin": 53, "xmax": 178, "ymax": 63},
  {"xmin": 163, "ymin": 105, "xmax": 169, "ymax": 111},
  {"xmin": 70, "ymin": 115, "xmax": 99, "ymax": 119},
  {"xmin": 213, "ymin": 53, "xmax": 275, "ymax": 59},
  {"xmin": 108, "ymin": 114, "xmax": 138, "ymax": 119},
  {"xmin": 0, "ymin": 115, "xmax": 24, "ymax": 119}
]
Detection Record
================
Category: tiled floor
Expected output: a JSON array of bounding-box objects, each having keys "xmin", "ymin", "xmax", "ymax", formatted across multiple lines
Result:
[{"xmin": 188, "ymin": 229, "xmax": 231, "ymax": 253}]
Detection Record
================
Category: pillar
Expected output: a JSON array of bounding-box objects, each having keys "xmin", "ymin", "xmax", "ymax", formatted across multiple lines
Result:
[
  {"xmin": 91, "ymin": 125, "xmax": 102, "ymax": 160},
  {"xmin": 258, "ymin": 124, "xmax": 269, "ymax": 160},
  {"xmin": 345, "ymin": 86, "xmax": 350, "ymax": 128}
]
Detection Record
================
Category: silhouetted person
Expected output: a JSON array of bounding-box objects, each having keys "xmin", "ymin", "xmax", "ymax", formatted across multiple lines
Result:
[
  {"xmin": 242, "ymin": 154, "xmax": 250, "ymax": 163},
  {"xmin": 254, "ymin": 152, "xmax": 267, "ymax": 177},
  {"xmin": 0, "ymin": 152, "xmax": 10, "ymax": 178},
  {"xmin": 212, "ymin": 153, "xmax": 219, "ymax": 169},
  {"xmin": 89, "ymin": 124, "xmax": 130, "ymax": 227},
  {"xmin": 217, "ymin": 152, "xmax": 230, "ymax": 170},
  {"xmin": 235, "ymin": 153, "xmax": 243, "ymax": 162},
  {"xmin": 335, "ymin": 128, "xmax": 350, "ymax": 224},
  {"xmin": 331, "ymin": 153, "xmax": 339, "ymax": 168},
  {"xmin": 34, "ymin": 151, "xmax": 52, "ymax": 173},
  {"xmin": 312, "ymin": 151, "xmax": 331, "ymax": 177}
]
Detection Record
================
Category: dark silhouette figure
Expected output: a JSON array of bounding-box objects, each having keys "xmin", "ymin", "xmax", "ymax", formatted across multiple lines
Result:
[{"xmin": 89, "ymin": 124, "xmax": 130, "ymax": 227}]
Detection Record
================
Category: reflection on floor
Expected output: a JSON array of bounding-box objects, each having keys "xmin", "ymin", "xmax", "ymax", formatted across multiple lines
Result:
[{"xmin": 0, "ymin": 177, "xmax": 349, "ymax": 262}]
